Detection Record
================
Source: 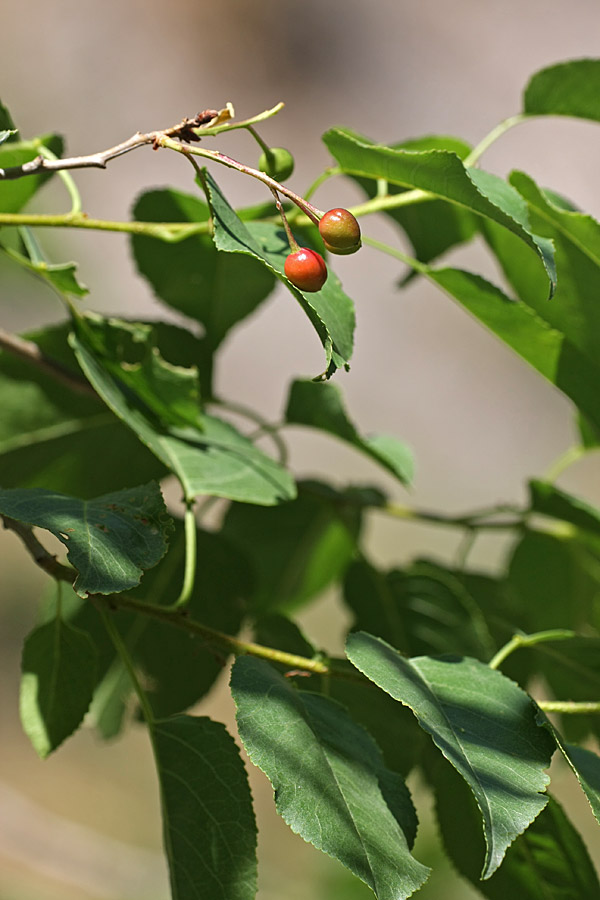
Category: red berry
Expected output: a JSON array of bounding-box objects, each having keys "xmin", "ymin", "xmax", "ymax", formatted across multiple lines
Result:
[
  {"xmin": 318, "ymin": 208, "xmax": 361, "ymax": 252},
  {"xmin": 284, "ymin": 248, "xmax": 328, "ymax": 292}
]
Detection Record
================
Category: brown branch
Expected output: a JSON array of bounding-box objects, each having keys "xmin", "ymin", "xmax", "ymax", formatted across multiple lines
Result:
[
  {"xmin": 0, "ymin": 327, "xmax": 94, "ymax": 395},
  {"xmin": 0, "ymin": 111, "xmax": 220, "ymax": 181},
  {"xmin": 1, "ymin": 516, "xmax": 75, "ymax": 581}
]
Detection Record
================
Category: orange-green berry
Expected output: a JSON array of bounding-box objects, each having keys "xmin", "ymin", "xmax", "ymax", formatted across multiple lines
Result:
[{"xmin": 318, "ymin": 208, "xmax": 361, "ymax": 251}]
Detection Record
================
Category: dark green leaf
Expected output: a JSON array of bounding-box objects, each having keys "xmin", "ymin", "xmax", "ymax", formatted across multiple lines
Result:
[
  {"xmin": 0, "ymin": 99, "xmax": 18, "ymax": 138},
  {"xmin": 343, "ymin": 558, "xmax": 494, "ymax": 659},
  {"xmin": 231, "ymin": 656, "xmax": 429, "ymax": 899},
  {"xmin": 429, "ymin": 748, "xmax": 600, "ymax": 899},
  {"xmin": 529, "ymin": 480, "xmax": 600, "ymax": 537},
  {"xmin": 132, "ymin": 522, "xmax": 250, "ymax": 718},
  {"xmin": 323, "ymin": 128, "xmax": 556, "ymax": 296},
  {"xmin": 325, "ymin": 659, "xmax": 423, "ymax": 779},
  {"xmin": 505, "ymin": 530, "xmax": 594, "ymax": 633},
  {"xmin": 131, "ymin": 189, "xmax": 275, "ymax": 349},
  {"xmin": 523, "ymin": 58, "xmax": 600, "ymax": 122},
  {"xmin": 346, "ymin": 632, "xmax": 555, "ymax": 878},
  {"xmin": 578, "ymin": 414, "xmax": 600, "ymax": 449},
  {"xmin": 428, "ymin": 267, "xmax": 600, "ymax": 432},
  {"xmin": 204, "ymin": 172, "xmax": 355, "ymax": 374},
  {"xmin": 221, "ymin": 481, "xmax": 362, "ymax": 613},
  {"xmin": 20, "ymin": 614, "xmax": 97, "ymax": 757},
  {"xmin": 39, "ymin": 585, "xmax": 137, "ymax": 741},
  {"xmin": 0, "ymin": 321, "xmax": 171, "ymax": 496},
  {"xmin": 285, "ymin": 379, "xmax": 414, "ymax": 485},
  {"xmin": 152, "ymin": 715, "xmax": 257, "ymax": 900},
  {"xmin": 253, "ymin": 613, "xmax": 316, "ymax": 661},
  {"xmin": 0, "ymin": 133, "xmax": 64, "ymax": 213},
  {"xmin": 533, "ymin": 638, "xmax": 600, "ymax": 743},
  {"xmin": 71, "ymin": 329, "xmax": 296, "ymax": 505},
  {"xmin": 0, "ymin": 482, "xmax": 172, "ymax": 597}
]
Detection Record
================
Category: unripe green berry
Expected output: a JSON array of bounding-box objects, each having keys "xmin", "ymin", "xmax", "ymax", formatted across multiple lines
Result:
[
  {"xmin": 258, "ymin": 147, "xmax": 295, "ymax": 181},
  {"xmin": 284, "ymin": 248, "xmax": 328, "ymax": 292},
  {"xmin": 318, "ymin": 208, "xmax": 361, "ymax": 250}
]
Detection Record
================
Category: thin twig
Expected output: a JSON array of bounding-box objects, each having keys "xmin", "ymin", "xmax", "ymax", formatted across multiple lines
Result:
[
  {"xmin": 0, "ymin": 327, "xmax": 94, "ymax": 395},
  {"xmin": 1, "ymin": 516, "xmax": 75, "ymax": 581},
  {"xmin": 0, "ymin": 111, "xmax": 221, "ymax": 181}
]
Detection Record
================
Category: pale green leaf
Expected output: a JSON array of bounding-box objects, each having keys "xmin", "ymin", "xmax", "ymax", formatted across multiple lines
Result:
[
  {"xmin": 0, "ymin": 482, "xmax": 172, "ymax": 597},
  {"xmin": 231, "ymin": 656, "xmax": 430, "ymax": 900},
  {"xmin": 322, "ymin": 128, "xmax": 556, "ymax": 296},
  {"xmin": 285, "ymin": 380, "xmax": 414, "ymax": 485},
  {"xmin": 152, "ymin": 715, "xmax": 257, "ymax": 900},
  {"xmin": 346, "ymin": 632, "xmax": 554, "ymax": 879},
  {"xmin": 428, "ymin": 267, "xmax": 600, "ymax": 432},
  {"xmin": 20, "ymin": 615, "xmax": 97, "ymax": 757},
  {"xmin": 524, "ymin": 58, "xmax": 600, "ymax": 122},
  {"xmin": 1, "ymin": 243, "xmax": 88, "ymax": 297}
]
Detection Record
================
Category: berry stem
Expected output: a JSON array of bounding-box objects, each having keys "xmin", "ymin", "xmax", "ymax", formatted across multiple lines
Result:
[
  {"xmin": 159, "ymin": 135, "xmax": 322, "ymax": 225},
  {"xmin": 270, "ymin": 187, "xmax": 299, "ymax": 252},
  {"xmin": 246, "ymin": 124, "xmax": 272, "ymax": 156}
]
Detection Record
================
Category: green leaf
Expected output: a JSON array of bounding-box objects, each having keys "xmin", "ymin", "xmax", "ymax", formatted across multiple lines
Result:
[
  {"xmin": 38, "ymin": 585, "xmax": 137, "ymax": 741},
  {"xmin": 346, "ymin": 632, "xmax": 555, "ymax": 879},
  {"xmin": 343, "ymin": 559, "xmax": 494, "ymax": 660},
  {"xmin": 131, "ymin": 188, "xmax": 275, "ymax": 349},
  {"xmin": 429, "ymin": 748, "xmax": 600, "ymax": 900},
  {"xmin": 0, "ymin": 482, "xmax": 172, "ymax": 597},
  {"xmin": 0, "ymin": 133, "xmax": 64, "ymax": 213},
  {"xmin": 132, "ymin": 522, "xmax": 250, "ymax": 718},
  {"xmin": 323, "ymin": 128, "xmax": 556, "ymax": 296},
  {"xmin": 204, "ymin": 172, "xmax": 355, "ymax": 374},
  {"xmin": 523, "ymin": 58, "xmax": 600, "ymax": 122},
  {"xmin": 427, "ymin": 267, "xmax": 600, "ymax": 432},
  {"xmin": 81, "ymin": 314, "xmax": 204, "ymax": 430},
  {"xmin": 578, "ymin": 414, "xmax": 600, "ymax": 449},
  {"xmin": 231, "ymin": 656, "xmax": 430, "ymax": 899},
  {"xmin": 221, "ymin": 481, "xmax": 362, "ymax": 613},
  {"xmin": 285, "ymin": 379, "xmax": 414, "ymax": 485},
  {"xmin": 0, "ymin": 129, "xmax": 17, "ymax": 146},
  {"xmin": 0, "ymin": 321, "xmax": 175, "ymax": 497},
  {"xmin": 505, "ymin": 530, "xmax": 595, "ymax": 633},
  {"xmin": 1, "ymin": 242, "xmax": 88, "ymax": 297},
  {"xmin": 529, "ymin": 479, "xmax": 600, "ymax": 537},
  {"xmin": 347, "ymin": 133, "xmax": 478, "ymax": 269},
  {"xmin": 506, "ymin": 171, "xmax": 600, "ymax": 362},
  {"xmin": 20, "ymin": 613, "xmax": 97, "ymax": 757},
  {"xmin": 0, "ymin": 99, "xmax": 18, "ymax": 138},
  {"xmin": 71, "ymin": 329, "xmax": 296, "ymax": 505},
  {"xmin": 534, "ymin": 638, "xmax": 600, "ymax": 743},
  {"xmin": 152, "ymin": 715, "xmax": 257, "ymax": 900},
  {"xmin": 560, "ymin": 743, "xmax": 600, "ymax": 826}
]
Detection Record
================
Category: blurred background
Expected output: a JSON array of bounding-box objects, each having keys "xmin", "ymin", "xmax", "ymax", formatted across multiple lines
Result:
[{"xmin": 1, "ymin": 1, "xmax": 600, "ymax": 897}]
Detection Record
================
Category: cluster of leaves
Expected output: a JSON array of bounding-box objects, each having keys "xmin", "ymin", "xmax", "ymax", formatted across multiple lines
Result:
[{"xmin": 1, "ymin": 58, "xmax": 600, "ymax": 900}]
